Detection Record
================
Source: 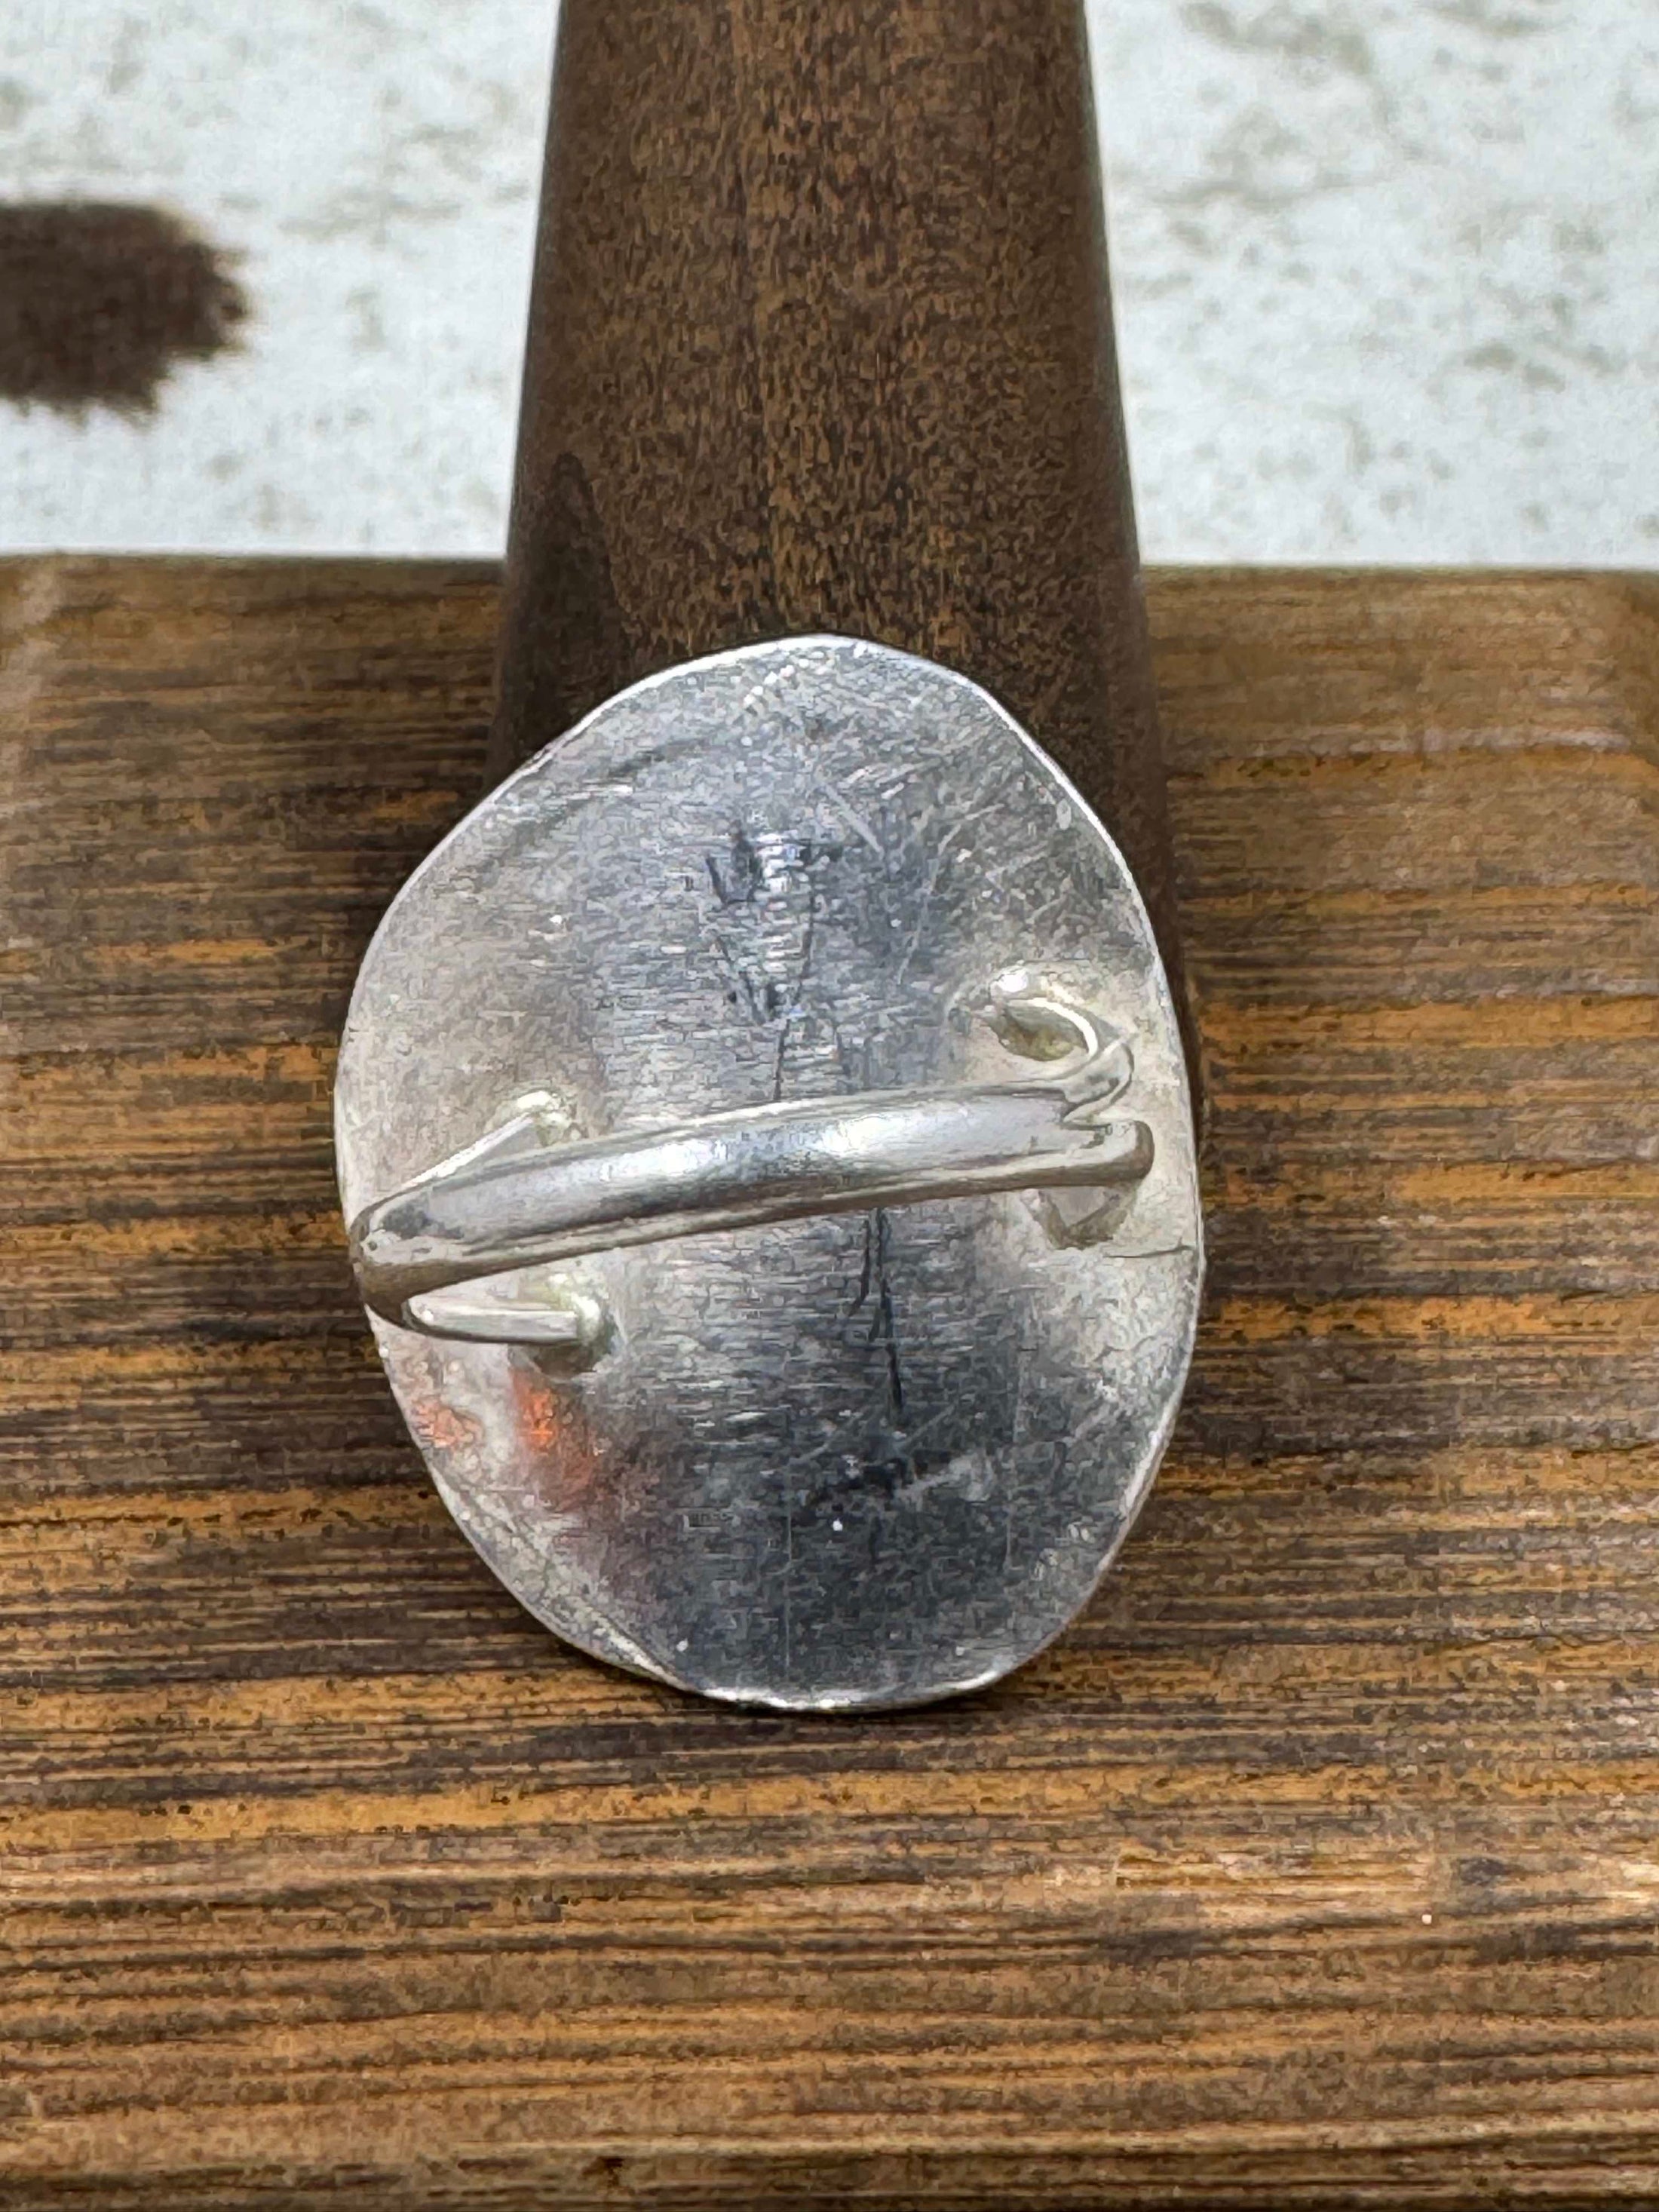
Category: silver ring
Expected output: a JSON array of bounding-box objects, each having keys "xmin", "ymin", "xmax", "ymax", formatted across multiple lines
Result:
[{"xmin": 335, "ymin": 636, "xmax": 1201, "ymax": 1710}]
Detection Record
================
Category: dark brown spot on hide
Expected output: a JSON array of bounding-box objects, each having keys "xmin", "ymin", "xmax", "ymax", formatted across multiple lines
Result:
[{"xmin": 0, "ymin": 201, "xmax": 247, "ymax": 417}]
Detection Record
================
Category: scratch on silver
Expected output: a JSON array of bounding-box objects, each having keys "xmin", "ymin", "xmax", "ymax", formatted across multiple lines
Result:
[{"xmin": 335, "ymin": 636, "xmax": 1203, "ymax": 1711}]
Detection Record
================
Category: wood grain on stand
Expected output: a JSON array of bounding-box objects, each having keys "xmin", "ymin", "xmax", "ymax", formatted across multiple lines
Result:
[
  {"xmin": 493, "ymin": 0, "xmax": 1193, "ymax": 1073},
  {"xmin": 2, "ymin": 559, "xmax": 1657, "ymax": 2207}
]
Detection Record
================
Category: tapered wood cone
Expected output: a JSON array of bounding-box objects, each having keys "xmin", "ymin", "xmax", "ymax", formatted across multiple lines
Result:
[{"xmin": 490, "ymin": 0, "xmax": 1197, "ymax": 1098}]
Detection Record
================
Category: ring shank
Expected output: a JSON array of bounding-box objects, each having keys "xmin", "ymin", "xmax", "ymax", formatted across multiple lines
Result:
[{"xmin": 351, "ymin": 1080, "xmax": 1154, "ymax": 1332}]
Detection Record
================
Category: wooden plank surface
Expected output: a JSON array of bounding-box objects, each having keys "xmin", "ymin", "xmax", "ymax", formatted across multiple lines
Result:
[{"xmin": 2, "ymin": 558, "xmax": 1657, "ymax": 2207}]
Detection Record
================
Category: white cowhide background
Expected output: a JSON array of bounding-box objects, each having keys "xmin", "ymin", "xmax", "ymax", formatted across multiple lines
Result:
[{"xmin": 2, "ymin": 0, "xmax": 1654, "ymax": 563}]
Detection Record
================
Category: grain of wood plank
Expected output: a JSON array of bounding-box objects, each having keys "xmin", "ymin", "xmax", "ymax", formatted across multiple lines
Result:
[{"xmin": 2, "ymin": 557, "xmax": 1657, "ymax": 2207}]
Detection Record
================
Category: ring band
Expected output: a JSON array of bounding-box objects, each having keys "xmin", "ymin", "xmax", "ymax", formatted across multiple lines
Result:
[{"xmin": 350, "ymin": 993, "xmax": 1153, "ymax": 1338}]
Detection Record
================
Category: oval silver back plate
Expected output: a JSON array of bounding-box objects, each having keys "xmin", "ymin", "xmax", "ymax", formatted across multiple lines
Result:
[{"xmin": 335, "ymin": 637, "xmax": 1201, "ymax": 1710}]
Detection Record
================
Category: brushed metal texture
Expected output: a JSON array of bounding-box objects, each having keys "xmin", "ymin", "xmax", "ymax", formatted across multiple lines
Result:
[{"xmin": 336, "ymin": 637, "xmax": 1201, "ymax": 1709}]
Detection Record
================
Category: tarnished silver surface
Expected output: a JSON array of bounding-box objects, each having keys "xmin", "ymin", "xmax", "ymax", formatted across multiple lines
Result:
[{"xmin": 335, "ymin": 637, "xmax": 1202, "ymax": 1710}]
